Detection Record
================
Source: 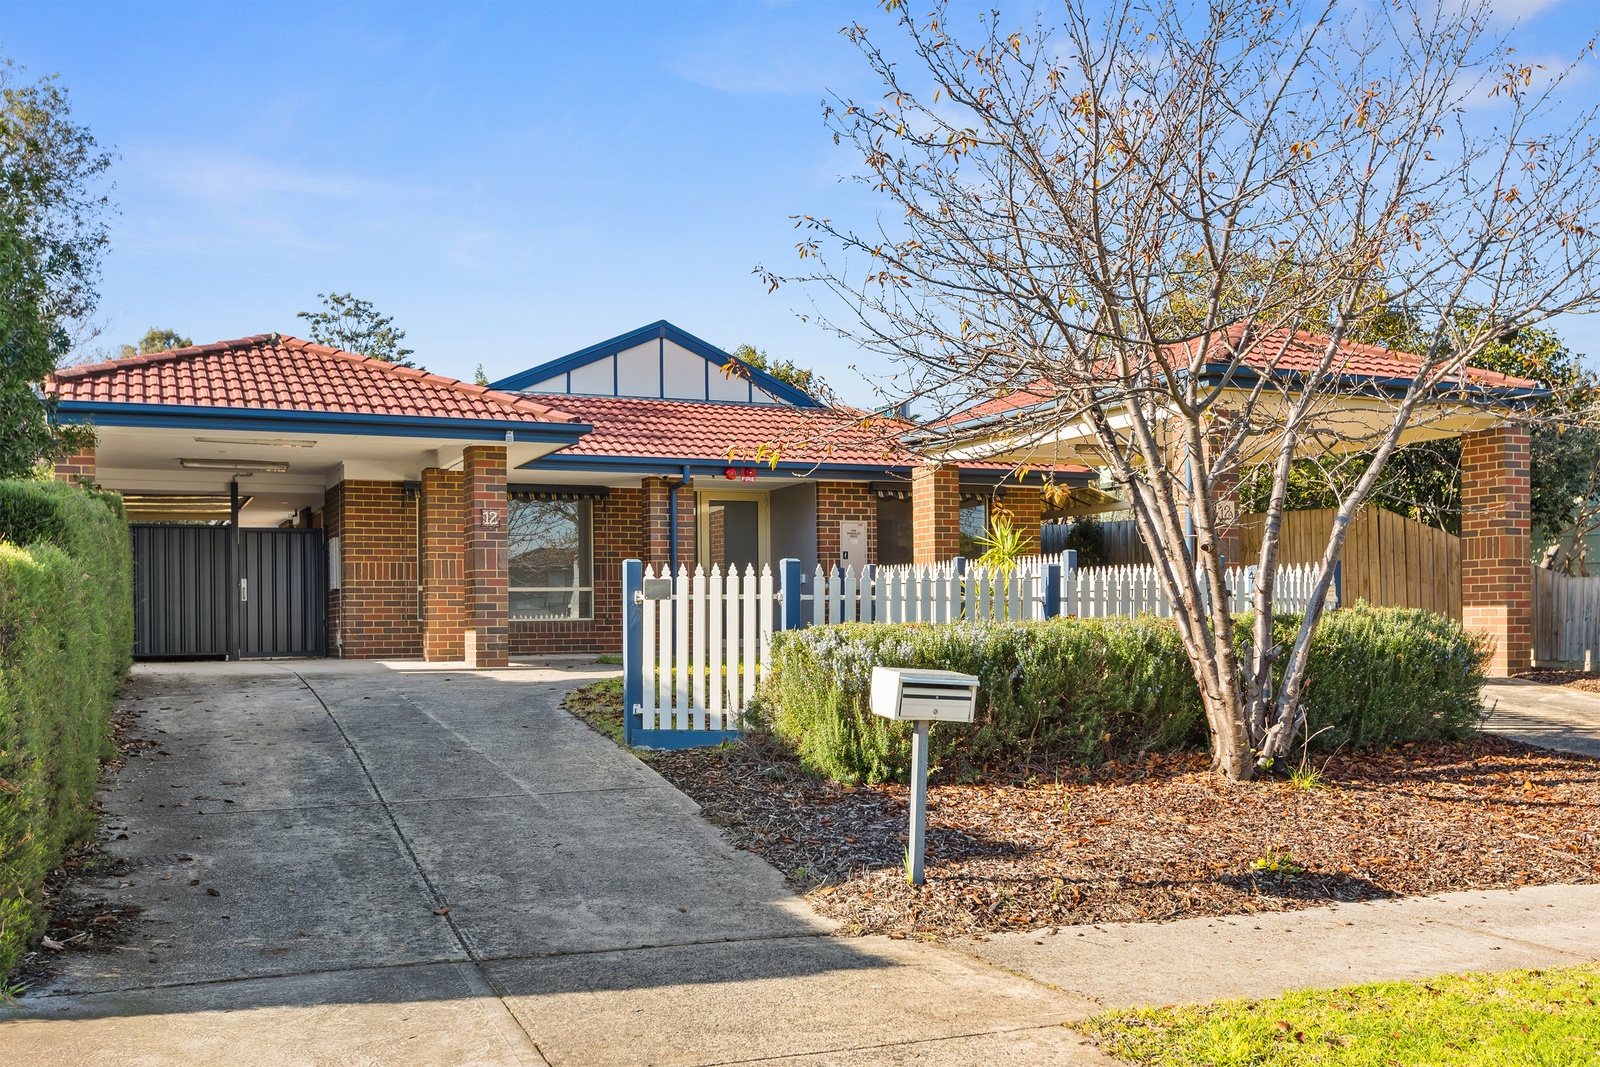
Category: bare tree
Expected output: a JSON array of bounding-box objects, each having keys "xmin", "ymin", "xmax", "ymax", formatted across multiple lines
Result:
[{"xmin": 765, "ymin": 0, "xmax": 1600, "ymax": 779}]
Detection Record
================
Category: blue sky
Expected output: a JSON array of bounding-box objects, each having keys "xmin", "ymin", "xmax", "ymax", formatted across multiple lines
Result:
[{"xmin": 2, "ymin": 0, "xmax": 1598, "ymax": 403}]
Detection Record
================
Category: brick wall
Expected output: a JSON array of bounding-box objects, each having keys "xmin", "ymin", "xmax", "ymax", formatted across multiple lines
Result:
[
  {"xmin": 991, "ymin": 485, "xmax": 1043, "ymax": 555},
  {"xmin": 510, "ymin": 486, "xmax": 646, "ymax": 656},
  {"xmin": 1461, "ymin": 425, "xmax": 1532, "ymax": 676},
  {"xmin": 327, "ymin": 480, "xmax": 423, "ymax": 658},
  {"xmin": 816, "ymin": 481, "xmax": 876, "ymax": 570},
  {"xmin": 53, "ymin": 446, "xmax": 95, "ymax": 485},
  {"xmin": 463, "ymin": 446, "xmax": 508, "ymax": 668},
  {"xmin": 912, "ymin": 465, "xmax": 960, "ymax": 564},
  {"xmin": 421, "ymin": 468, "xmax": 467, "ymax": 661},
  {"xmin": 643, "ymin": 478, "xmax": 695, "ymax": 573}
]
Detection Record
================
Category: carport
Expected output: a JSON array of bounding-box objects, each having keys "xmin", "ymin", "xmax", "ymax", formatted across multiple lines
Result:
[{"xmin": 47, "ymin": 335, "xmax": 590, "ymax": 662}]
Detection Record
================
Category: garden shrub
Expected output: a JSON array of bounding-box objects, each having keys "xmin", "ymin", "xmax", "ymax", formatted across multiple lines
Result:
[
  {"xmin": 764, "ymin": 603, "xmax": 1486, "ymax": 784},
  {"xmin": 0, "ymin": 480, "xmax": 130, "ymax": 980}
]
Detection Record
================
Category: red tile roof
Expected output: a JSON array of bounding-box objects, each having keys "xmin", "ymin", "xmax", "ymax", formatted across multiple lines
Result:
[
  {"xmin": 1182, "ymin": 327, "xmax": 1541, "ymax": 390},
  {"xmin": 939, "ymin": 329, "xmax": 1541, "ymax": 425},
  {"xmin": 48, "ymin": 335, "xmax": 581, "ymax": 424},
  {"xmin": 523, "ymin": 393, "xmax": 1090, "ymax": 474},
  {"xmin": 520, "ymin": 394, "xmax": 919, "ymax": 466}
]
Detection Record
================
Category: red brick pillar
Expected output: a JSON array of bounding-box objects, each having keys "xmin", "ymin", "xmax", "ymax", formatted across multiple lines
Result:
[
  {"xmin": 912, "ymin": 464, "xmax": 960, "ymax": 565},
  {"xmin": 643, "ymin": 477, "xmax": 695, "ymax": 574},
  {"xmin": 464, "ymin": 446, "xmax": 508, "ymax": 668},
  {"xmin": 54, "ymin": 446, "xmax": 95, "ymax": 485},
  {"xmin": 993, "ymin": 486, "xmax": 1043, "ymax": 554},
  {"xmin": 421, "ymin": 467, "xmax": 467, "ymax": 662},
  {"xmin": 1208, "ymin": 467, "xmax": 1242, "ymax": 567},
  {"xmin": 1461, "ymin": 425, "xmax": 1532, "ymax": 676}
]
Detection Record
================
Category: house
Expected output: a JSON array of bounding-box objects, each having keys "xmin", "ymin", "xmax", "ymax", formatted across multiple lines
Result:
[
  {"xmin": 912, "ymin": 327, "xmax": 1547, "ymax": 676},
  {"xmin": 48, "ymin": 321, "xmax": 1093, "ymax": 664}
]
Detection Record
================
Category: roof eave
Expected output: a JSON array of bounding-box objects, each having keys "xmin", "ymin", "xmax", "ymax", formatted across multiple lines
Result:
[{"xmin": 58, "ymin": 401, "xmax": 594, "ymax": 445}]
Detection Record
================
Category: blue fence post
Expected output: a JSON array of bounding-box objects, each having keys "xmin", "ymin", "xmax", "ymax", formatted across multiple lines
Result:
[
  {"xmin": 1063, "ymin": 549, "xmax": 1078, "ymax": 574},
  {"xmin": 1244, "ymin": 565, "xmax": 1258, "ymax": 616},
  {"xmin": 1044, "ymin": 562, "xmax": 1061, "ymax": 618},
  {"xmin": 863, "ymin": 564, "xmax": 876, "ymax": 622},
  {"xmin": 780, "ymin": 558, "xmax": 803, "ymax": 631},
  {"xmin": 622, "ymin": 559, "xmax": 643, "ymax": 748},
  {"xmin": 952, "ymin": 555, "xmax": 967, "ymax": 577},
  {"xmin": 1332, "ymin": 560, "xmax": 1343, "ymax": 609}
]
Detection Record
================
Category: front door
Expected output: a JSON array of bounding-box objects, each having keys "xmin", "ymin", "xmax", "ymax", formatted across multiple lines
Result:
[{"xmin": 696, "ymin": 490, "xmax": 770, "ymax": 575}]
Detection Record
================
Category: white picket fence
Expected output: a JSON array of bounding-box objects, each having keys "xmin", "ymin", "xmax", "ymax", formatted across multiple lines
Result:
[
  {"xmin": 632, "ymin": 558, "xmax": 1337, "ymax": 735},
  {"xmin": 638, "ymin": 563, "xmax": 774, "ymax": 732}
]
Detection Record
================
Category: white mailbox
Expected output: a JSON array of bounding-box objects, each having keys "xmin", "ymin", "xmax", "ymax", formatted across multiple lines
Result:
[{"xmin": 871, "ymin": 667, "xmax": 978, "ymax": 724}]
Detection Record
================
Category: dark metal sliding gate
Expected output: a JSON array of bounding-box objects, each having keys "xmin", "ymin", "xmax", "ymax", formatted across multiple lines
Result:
[{"xmin": 131, "ymin": 524, "xmax": 326, "ymax": 658}]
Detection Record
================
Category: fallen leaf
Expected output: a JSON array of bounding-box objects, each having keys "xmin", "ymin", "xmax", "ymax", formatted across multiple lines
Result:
[
  {"xmin": 433, "ymin": 906, "xmax": 451, "ymax": 915},
  {"xmin": 205, "ymin": 888, "xmax": 220, "ymax": 897}
]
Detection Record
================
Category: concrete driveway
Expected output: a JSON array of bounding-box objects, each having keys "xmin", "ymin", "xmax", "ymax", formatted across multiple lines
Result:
[
  {"xmin": 0, "ymin": 660, "xmax": 1108, "ymax": 1066},
  {"xmin": 1483, "ymin": 677, "xmax": 1600, "ymax": 757}
]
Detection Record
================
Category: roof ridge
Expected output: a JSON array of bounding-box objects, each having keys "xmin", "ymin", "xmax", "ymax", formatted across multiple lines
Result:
[
  {"xmin": 50, "ymin": 334, "xmax": 582, "ymax": 424},
  {"xmin": 49, "ymin": 335, "xmax": 276, "ymax": 380}
]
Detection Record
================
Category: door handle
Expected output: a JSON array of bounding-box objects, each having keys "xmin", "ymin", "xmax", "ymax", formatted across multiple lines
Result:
[{"xmin": 240, "ymin": 577, "xmax": 248, "ymax": 602}]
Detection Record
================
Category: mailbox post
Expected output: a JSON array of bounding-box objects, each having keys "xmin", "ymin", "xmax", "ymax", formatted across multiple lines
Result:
[{"xmin": 870, "ymin": 666, "xmax": 978, "ymax": 885}]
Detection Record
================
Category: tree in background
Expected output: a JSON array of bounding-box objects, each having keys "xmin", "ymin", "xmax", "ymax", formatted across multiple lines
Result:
[
  {"xmin": 0, "ymin": 59, "xmax": 111, "ymax": 476},
  {"xmin": 118, "ymin": 327, "xmax": 190, "ymax": 359},
  {"xmin": 297, "ymin": 293, "xmax": 419, "ymax": 368},
  {"xmin": 724, "ymin": 343, "xmax": 818, "ymax": 397}
]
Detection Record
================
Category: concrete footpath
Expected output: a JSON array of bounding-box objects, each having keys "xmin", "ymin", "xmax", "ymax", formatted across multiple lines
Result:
[
  {"xmin": 1482, "ymin": 677, "xmax": 1600, "ymax": 758},
  {"xmin": 0, "ymin": 661, "xmax": 1110, "ymax": 1067}
]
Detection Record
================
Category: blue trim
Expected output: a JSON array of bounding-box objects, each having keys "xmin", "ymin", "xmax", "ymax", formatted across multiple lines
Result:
[
  {"xmin": 622, "ymin": 559, "xmax": 643, "ymax": 748},
  {"xmin": 780, "ymin": 558, "xmax": 803, "ymax": 631},
  {"xmin": 58, "ymin": 401, "xmax": 592, "ymax": 444},
  {"xmin": 489, "ymin": 320, "xmax": 824, "ymax": 408},
  {"xmin": 629, "ymin": 729, "xmax": 742, "ymax": 750},
  {"xmin": 511, "ymin": 452, "xmax": 1094, "ymax": 486}
]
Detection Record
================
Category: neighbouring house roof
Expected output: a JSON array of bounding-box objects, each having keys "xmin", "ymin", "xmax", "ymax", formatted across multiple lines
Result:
[
  {"xmin": 512, "ymin": 393, "xmax": 1092, "ymax": 482},
  {"xmin": 490, "ymin": 320, "xmax": 825, "ymax": 408},
  {"xmin": 933, "ymin": 328, "xmax": 1545, "ymax": 429},
  {"xmin": 49, "ymin": 335, "xmax": 583, "ymax": 425}
]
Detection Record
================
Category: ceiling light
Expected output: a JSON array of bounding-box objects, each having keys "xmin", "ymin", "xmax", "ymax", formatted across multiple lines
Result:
[
  {"xmin": 179, "ymin": 458, "xmax": 290, "ymax": 473},
  {"xmin": 192, "ymin": 437, "xmax": 316, "ymax": 447}
]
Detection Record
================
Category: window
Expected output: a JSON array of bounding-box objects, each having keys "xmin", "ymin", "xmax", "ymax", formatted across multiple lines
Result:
[
  {"xmin": 875, "ymin": 495, "xmax": 913, "ymax": 566},
  {"xmin": 508, "ymin": 497, "xmax": 593, "ymax": 621},
  {"xmin": 959, "ymin": 497, "xmax": 988, "ymax": 559}
]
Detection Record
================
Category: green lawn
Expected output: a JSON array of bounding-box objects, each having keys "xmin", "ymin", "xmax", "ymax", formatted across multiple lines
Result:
[{"xmin": 1083, "ymin": 964, "xmax": 1600, "ymax": 1066}]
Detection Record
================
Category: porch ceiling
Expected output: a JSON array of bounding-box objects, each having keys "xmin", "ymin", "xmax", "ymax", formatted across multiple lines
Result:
[{"xmin": 92, "ymin": 424, "xmax": 571, "ymax": 527}]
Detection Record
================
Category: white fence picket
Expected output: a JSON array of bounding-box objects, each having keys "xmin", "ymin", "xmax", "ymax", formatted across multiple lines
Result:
[{"xmin": 637, "ymin": 555, "xmax": 1351, "ymax": 734}]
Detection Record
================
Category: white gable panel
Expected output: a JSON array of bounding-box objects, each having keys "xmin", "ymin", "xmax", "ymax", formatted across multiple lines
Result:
[
  {"xmin": 530, "ymin": 376, "xmax": 567, "ymax": 393},
  {"xmin": 753, "ymin": 386, "xmax": 793, "ymax": 405},
  {"xmin": 568, "ymin": 355, "xmax": 615, "ymax": 395},
  {"xmin": 707, "ymin": 364, "xmax": 751, "ymax": 402},
  {"xmin": 615, "ymin": 341, "xmax": 661, "ymax": 398},
  {"xmin": 661, "ymin": 341, "xmax": 706, "ymax": 400}
]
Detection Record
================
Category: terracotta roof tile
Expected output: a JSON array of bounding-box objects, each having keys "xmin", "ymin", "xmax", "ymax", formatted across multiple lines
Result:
[
  {"xmin": 940, "ymin": 329, "xmax": 1540, "ymax": 425},
  {"xmin": 524, "ymin": 394, "xmax": 1088, "ymax": 475},
  {"xmin": 47, "ymin": 335, "xmax": 581, "ymax": 424}
]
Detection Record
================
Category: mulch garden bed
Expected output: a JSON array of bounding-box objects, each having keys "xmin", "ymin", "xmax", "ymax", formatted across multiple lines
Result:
[
  {"xmin": 562, "ymin": 683, "xmax": 1600, "ymax": 938},
  {"xmin": 1519, "ymin": 669, "xmax": 1600, "ymax": 695}
]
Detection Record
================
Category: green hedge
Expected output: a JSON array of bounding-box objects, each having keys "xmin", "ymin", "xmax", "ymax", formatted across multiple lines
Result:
[
  {"xmin": 762, "ymin": 604, "xmax": 1486, "ymax": 784},
  {"xmin": 0, "ymin": 480, "xmax": 131, "ymax": 980}
]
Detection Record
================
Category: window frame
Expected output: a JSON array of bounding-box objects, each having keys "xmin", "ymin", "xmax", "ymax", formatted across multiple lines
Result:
[{"xmin": 507, "ymin": 496, "xmax": 595, "ymax": 622}]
